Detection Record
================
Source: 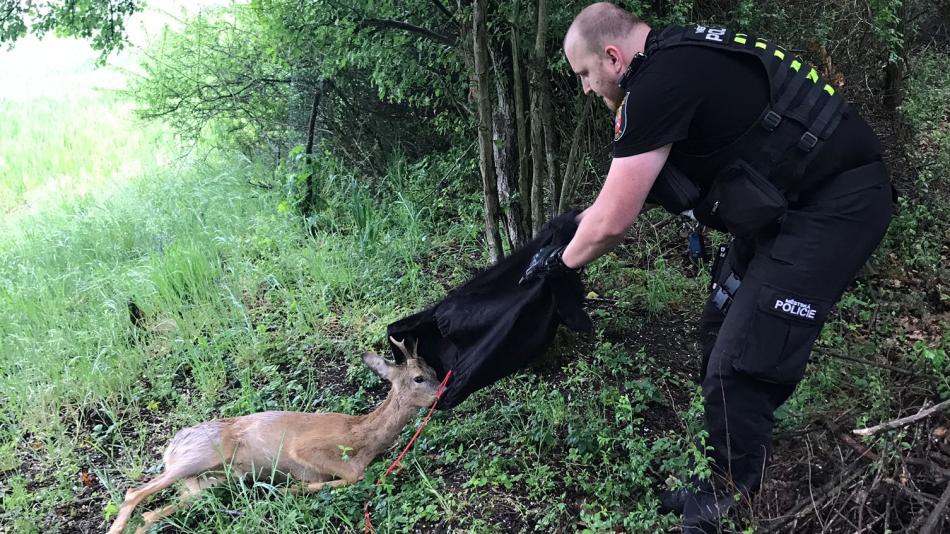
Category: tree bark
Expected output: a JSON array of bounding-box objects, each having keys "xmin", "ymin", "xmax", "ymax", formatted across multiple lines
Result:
[
  {"xmin": 558, "ymin": 94, "xmax": 591, "ymax": 214},
  {"xmin": 510, "ymin": 0, "xmax": 532, "ymax": 239},
  {"xmin": 528, "ymin": 0, "xmax": 549, "ymax": 236},
  {"xmin": 301, "ymin": 81, "xmax": 323, "ymax": 218},
  {"xmin": 529, "ymin": 82, "xmax": 545, "ymax": 237},
  {"xmin": 473, "ymin": 0, "xmax": 504, "ymax": 262},
  {"xmin": 490, "ymin": 47, "xmax": 525, "ymax": 250},
  {"xmin": 540, "ymin": 68, "xmax": 558, "ymax": 218},
  {"xmin": 882, "ymin": 1, "xmax": 908, "ymax": 110}
]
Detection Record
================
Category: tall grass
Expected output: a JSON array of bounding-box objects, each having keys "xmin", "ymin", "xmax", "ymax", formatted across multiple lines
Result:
[
  {"xmin": 0, "ymin": 67, "xmax": 469, "ymax": 531},
  {"xmin": 0, "ymin": 35, "xmax": 709, "ymax": 534},
  {"xmin": 0, "ymin": 95, "xmax": 167, "ymax": 215},
  {"xmin": 1, "ymin": 179, "xmax": 444, "ymax": 526}
]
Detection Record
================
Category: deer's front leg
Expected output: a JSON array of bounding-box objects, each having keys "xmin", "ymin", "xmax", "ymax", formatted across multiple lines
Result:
[
  {"xmin": 289, "ymin": 478, "xmax": 352, "ymax": 494},
  {"xmin": 283, "ymin": 447, "xmax": 367, "ymax": 494},
  {"xmin": 284, "ymin": 470, "xmax": 363, "ymax": 494}
]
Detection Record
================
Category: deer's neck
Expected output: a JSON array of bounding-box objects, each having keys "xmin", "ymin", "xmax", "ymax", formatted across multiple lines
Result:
[{"xmin": 355, "ymin": 387, "xmax": 419, "ymax": 458}]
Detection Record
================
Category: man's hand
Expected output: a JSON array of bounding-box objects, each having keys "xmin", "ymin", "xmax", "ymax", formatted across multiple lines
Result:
[
  {"xmin": 560, "ymin": 144, "xmax": 670, "ymax": 268},
  {"xmin": 519, "ymin": 245, "xmax": 575, "ymax": 285}
]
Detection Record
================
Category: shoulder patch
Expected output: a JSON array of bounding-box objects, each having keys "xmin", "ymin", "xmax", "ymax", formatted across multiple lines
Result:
[{"xmin": 613, "ymin": 92, "xmax": 630, "ymax": 142}]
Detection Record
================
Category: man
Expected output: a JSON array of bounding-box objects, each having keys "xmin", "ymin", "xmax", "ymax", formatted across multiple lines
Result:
[{"xmin": 521, "ymin": 2, "xmax": 894, "ymax": 531}]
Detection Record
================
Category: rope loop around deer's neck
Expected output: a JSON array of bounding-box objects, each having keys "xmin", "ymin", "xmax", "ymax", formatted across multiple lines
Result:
[{"xmin": 363, "ymin": 370, "xmax": 453, "ymax": 534}]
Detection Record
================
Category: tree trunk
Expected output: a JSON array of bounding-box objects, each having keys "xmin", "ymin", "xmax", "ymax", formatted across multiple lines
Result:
[
  {"xmin": 490, "ymin": 47, "xmax": 525, "ymax": 250},
  {"xmin": 528, "ymin": 0, "xmax": 549, "ymax": 236},
  {"xmin": 473, "ymin": 0, "xmax": 504, "ymax": 262},
  {"xmin": 540, "ymin": 68, "xmax": 558, "ymax": 218},
  {"xmin": 510, "ymin": 0, "xmax": 532, "ymax": 240},
  {"xmin": 558, "ymin": 94, "xmax": 591, "ymax": 214},
  {"xmin": 301, "ymin": 81, "xmax": 323, "ymax": 218},
  {"xmin": 882, "ymin": 1, "xmax": 908, "ymax": 110},
  {"xmin": 304, "ymin": 81, "xmax": 322, "ymax": 156},
  {"xmin": 883, "ymin": 59, "xmax": 904, "ymax": 109},
  {"xmin": 529, "ymin": 82, "xmax": 545, "ymax": 236}
]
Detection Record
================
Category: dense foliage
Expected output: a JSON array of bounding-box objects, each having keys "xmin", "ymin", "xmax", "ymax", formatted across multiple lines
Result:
[{"xmin": 0, "ymin": 0, "xmax": 139, "ymax": 59}]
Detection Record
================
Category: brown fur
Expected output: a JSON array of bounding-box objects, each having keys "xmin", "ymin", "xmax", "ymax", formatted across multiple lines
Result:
[{"xmin": 107, "ymin": 338, "xmax": 438, "ymax": 534}]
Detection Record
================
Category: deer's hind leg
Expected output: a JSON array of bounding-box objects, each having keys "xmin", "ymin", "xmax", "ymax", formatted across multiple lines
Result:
[
  {"xmin": 107, "ymin": 470, "xmax": 183, "ymax": 534},
  {"xmin": 134, "ymin": 475, "xmax": 223, "ymax": 534}
]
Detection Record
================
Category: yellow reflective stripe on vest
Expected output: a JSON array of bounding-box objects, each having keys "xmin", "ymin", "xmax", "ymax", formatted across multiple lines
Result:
[
  {"xmin": 806, "ymin": 68, "xmax": 819, "ymax": 83},
  {"xmin": 734, "ymin": 33, "xmax": 747, "ymax": 44},
  {"xmin": 773, "ymin": 49, "xmax": 785, "ymax": 60},
  {"xmin": 790, "ymin": 60, "xmax": 802, "ymax": 71},
  {"xmin": 823, "ymin": 84, "xmax": 835, "ymax": 95}
]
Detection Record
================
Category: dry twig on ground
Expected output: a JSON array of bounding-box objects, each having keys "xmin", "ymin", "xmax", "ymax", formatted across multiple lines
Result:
[{"xmin": 853, "ymin": 399, "xmax": 950, "ymax": 437}]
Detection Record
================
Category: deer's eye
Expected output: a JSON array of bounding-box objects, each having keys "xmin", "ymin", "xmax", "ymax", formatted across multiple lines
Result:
[{"xmin": 413, "ymin": 376, "xmax": 425, "ymax": 383}]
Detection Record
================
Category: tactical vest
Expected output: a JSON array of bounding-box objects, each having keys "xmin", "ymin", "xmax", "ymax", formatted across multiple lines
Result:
[{"xmin": 636, "ymin": 25, "xmax": 848, "ymax": 235}]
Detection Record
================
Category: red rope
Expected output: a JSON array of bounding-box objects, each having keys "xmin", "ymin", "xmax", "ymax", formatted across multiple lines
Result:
[{"xmin": 363, "ymin": 370, "xmax": 453, "ymax": 534}]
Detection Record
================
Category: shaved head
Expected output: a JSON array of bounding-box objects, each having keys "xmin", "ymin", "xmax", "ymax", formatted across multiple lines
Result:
[
  {"xmin": 563, "ymin": 3, "xmax": 648, "ymax": 112},
  {"xmin": 565, "ymin": 2, "xmax": 641, "ymax": 54}
]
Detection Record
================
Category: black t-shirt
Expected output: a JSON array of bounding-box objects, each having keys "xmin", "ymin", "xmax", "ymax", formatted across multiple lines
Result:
[{"xmin": 612, "ymin": 31, "xmax": 882, "ymax": 187}]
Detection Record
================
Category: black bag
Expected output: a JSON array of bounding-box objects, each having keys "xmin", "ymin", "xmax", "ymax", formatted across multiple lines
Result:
[
  {"xmin": 646, "ymin": 162, "xmax": 702, "ymax": 216},
  {"xmin": 694, "ymin": 160, "xmax": 788, "ymax": 237},
  {"xmin": 387, "ymin": 211, "xmax": 593, "ymax": 409}
]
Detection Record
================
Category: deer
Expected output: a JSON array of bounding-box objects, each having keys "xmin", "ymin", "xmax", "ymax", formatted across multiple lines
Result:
[{"xmin": 107, "ymin": 336, "xmax": 440, "ymax": 534}]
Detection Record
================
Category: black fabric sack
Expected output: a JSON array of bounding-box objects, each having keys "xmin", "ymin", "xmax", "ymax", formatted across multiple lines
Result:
[{"xmin": 387, "ymin": 210, "xmax": 593, "ymax": 409}]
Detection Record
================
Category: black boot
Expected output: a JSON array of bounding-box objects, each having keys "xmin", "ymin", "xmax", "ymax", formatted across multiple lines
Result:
[
  {"xmin": 681, "ymin": 489, "xmax": 736, "ymax": 533},
  {"xmin": 658, "ymin": 487, "xmax": 691, "ymax": 515}
]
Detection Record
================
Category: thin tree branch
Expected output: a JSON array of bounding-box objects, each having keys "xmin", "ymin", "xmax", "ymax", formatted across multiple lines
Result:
[
  {"xmin": 428, "ymin": 0, "xmax": 454, "ymax": 20},
  {"xmin": 813, "ymin": 347, "xmax": 920, "ymax": 376},
  {"xmin": 359, "ymin": 18, "xmax": 455, "ymax": 46},
  {"xmin": 920, "ymin": 481, "xmax": 950, "ymax": 534}
]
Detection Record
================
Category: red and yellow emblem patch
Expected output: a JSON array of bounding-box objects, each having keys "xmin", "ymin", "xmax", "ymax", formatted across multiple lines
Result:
[{"xmin": 613, "ymin": 92, "xmax": 629, "ymax": 142}]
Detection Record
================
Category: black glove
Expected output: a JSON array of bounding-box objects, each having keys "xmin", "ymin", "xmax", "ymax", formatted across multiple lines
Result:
[{"xmin": 519, "ymin": 245, "xmax": 575, "ymax": 285}]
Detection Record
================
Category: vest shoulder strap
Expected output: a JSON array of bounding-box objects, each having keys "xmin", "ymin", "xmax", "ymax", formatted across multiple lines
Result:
[{"xmin": 650, "ymin": 25, "xmax": 845, "ymax": 141}]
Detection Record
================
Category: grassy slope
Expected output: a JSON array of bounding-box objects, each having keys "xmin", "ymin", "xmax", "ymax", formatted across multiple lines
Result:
[
  {"xmin": 0, "ymin": 92, "xmax": 706, "ymax": 533},
  {"xmin": 0, "ymin": 66, "xmax": 715, "ymax": 531}
]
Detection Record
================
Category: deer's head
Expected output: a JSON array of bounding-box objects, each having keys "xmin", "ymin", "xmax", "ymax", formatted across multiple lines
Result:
[{"xmin": 362, "ymin": 336, "xmax": 440, "ymax": 408}]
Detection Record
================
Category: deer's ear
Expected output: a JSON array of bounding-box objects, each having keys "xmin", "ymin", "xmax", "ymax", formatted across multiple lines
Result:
[{"xmin": 362, "ymin": 352, "xmax": 393, "ymax": 380}]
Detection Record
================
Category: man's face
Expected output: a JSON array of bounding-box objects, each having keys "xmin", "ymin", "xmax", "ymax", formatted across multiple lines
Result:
[{"xmin": 565, "ymin": 34, "xmax": 626, "ymax": 112}]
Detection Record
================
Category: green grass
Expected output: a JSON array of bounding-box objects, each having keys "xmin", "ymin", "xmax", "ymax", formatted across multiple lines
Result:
[
  {"xmin": 0, "ymin": 80, "xmax": 708, "ymax": 531},
  {"xmin": 0, "ymin": 95, "xmax": 168, "ymax": 215}
]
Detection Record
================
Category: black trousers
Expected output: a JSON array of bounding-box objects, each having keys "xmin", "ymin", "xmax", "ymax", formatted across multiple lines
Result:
[{"xmin": 697, "ymin": 161, "xmax": 894, "ymax": 496}]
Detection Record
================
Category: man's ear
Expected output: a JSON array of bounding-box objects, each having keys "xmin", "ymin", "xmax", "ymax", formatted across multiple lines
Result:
[
  {"xmin": 362, "ymin": 352, "xmax": 393, "ymax": 380},
  {"xmin": 604, "ymin": 45, "xmax": 624, "ymax": 71}
]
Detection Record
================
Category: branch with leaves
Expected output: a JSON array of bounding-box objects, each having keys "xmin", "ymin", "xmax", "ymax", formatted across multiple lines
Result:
[{"xmin": 358, "ymin": 17, "xmax": 456, "ymax": 46}]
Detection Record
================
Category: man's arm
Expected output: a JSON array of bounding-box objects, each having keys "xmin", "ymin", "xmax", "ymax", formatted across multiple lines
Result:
[{"xmin": 561, "ymin": 144, "xmax": 671, "ymax": 268}]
